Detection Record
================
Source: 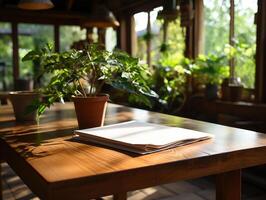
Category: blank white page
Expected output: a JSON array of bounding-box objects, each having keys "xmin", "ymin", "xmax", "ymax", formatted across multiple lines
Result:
[{"xmin": 75, "ymin": 121, "xmax": 213, "ymax": 147}]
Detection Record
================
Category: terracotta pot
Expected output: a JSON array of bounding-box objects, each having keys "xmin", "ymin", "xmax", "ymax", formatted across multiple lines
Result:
[
  {"xmin": 9, "ymin": 91, "xmax": 39, "ymax": 122},
  {"xmin": 73, "ymin": 95, "xmax": 109, "ymax": 129},
  {"xmin": 229, "ymin": 85, "xmax": 243, "ymax": 102}
]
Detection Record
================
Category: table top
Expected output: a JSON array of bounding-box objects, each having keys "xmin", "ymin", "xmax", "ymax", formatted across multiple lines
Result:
[{"xmin": 1, "ymin": 103, "xmax": 266, "ymax": 199}]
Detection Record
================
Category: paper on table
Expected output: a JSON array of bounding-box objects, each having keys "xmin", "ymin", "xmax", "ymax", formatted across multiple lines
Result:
[{"xmin": 74, "ymin": 121, "xmax": 213, "ymax": 154}]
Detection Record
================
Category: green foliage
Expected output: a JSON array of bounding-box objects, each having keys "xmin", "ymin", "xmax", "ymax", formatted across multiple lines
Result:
[
  {"xmin": 59, "ymin": 26, "xmax": 86, "ymax": 51},
  {"xmin": 152, "ymin": 53, "xmax": 192, "ymax": 113},
  {"xmin": 204, "ymin": 0, "xmax": 256, "ymax": 88},
  {"xmin": 193, "ymin": 53, "xmax": 229, "ymax": 85},
  {"xmin": 224, "ymin": 41, "xmax": 256, "ymax": 88},
  {"xmin": 0, "ymin": 23, "xmax": 12, "ymax": 90},
  {"xmin": 136, "ymin": 17, "xmax": 185, "ymax": 66},
  {"xmin": 0, "ymin": 23, "xmax": 86, "ymax": 90},
  {"xmin": 18, "ymin": 24, "xmax": 54, "ymax": 78},
  {"xmin": 22, "ymin": 43, "xmax": 156, "ymax": 117},
  {"xmin": 142, "ymin": 32, "xmax": 154, "ymax": 41},
  {"xmin": 204, "ymin": 0, "xmax": 230, "ymax": 53}
]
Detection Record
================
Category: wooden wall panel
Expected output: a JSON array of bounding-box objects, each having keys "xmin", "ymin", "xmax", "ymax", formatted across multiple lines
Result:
[
  {"xmin": 255, "ymin": 0, "xmax": 266, "ymax": 103},
  {"xmin": 117, "ymin": 16, "xmax": 136, "ymax": 56}
]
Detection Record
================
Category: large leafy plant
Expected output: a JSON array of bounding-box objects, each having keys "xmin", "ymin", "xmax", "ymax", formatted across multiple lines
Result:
[{"xmin": 23, "ymin": 43, "xmax": 156, "ymax": 118}]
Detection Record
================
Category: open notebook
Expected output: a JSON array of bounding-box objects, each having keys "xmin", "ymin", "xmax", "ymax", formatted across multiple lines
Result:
[{"xmin": 74, "ymin": 121, "xmax": 213, "ymax": 154}]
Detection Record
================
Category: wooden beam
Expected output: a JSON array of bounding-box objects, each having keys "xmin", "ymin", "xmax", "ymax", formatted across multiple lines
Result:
[
  {"xmin": 98, "ymin": 28, "xmax": 106, "ymax": 45},
  {"xmin": 115, "ymin": 0, "xmax": 164, "ymax": 15},
  {"xmin": 255, "ymin": 0, "xmax": 266, "ymax": 103},
  {"xmin": 118, "ymin": 16, "xmax": 136, "ymax": 56},
  {"xmin": 193, "ymin": 0, "xmax": 204, "ymax": 56},
  {"xmin": 181, "ymin": 0, "xmax": 203, "ymax": 59},
  {"xmin": 181, "ymin": 0, "xmax": 195, "ymax": 59},
  {"xmin": 11, "ymin": 22, "xmax": 19, "ymax": 81},
  {"xmin": 184, "ymin": 26, "xmax": 193, "ymax": 58},
  {"xmin": 54, "ymin": 25, "xmax": 60, "ymax": 52},
  {"xmin": 0, "ymin": 8, "xmax": 89, "ymax": 26},
  {"xmin": 229, "ymin": 0, "xmax": 236, "ymax": 81},
  {"xmin": 66, "ymin": 0, "xmax": 75, "ymax": 11},
  {"xmin": 146, "ymin": 11, "xmax": 151, "ymax": 68}
]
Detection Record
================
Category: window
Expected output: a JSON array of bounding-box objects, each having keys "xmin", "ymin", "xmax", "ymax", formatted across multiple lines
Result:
[
  {"xmin": 204, "ymin": 0, "xmax": 257, "ymax": 88},
  {"xmin": 18, "ymin": 24, "xmax": 54, "ymax": 78},
  {"xmin": 0, "ymin": 22, "xmax": 12, "ymax": 90},
  {"xmin": 105, "ymin": 28, "xmax": 117, "ymax": 51},
  {"xmin": 134, "ymin": 7, "xmax": 185, "ymax": 66},
  {"xmin": 59, "ymin": 26, "xmax": 86, "ymax": 51}
]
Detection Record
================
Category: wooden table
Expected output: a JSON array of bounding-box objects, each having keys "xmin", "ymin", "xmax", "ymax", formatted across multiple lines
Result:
[{"xmin": 1, "ymin": 103, "xmax": 266, "ymax": 200}]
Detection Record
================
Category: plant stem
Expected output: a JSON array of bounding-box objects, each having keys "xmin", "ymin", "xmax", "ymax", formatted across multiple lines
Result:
[
  {"xmin": 87, "ymin": 51, "xmax": 97, "ymax": 96},
  {"xmin": 78, "ymin": 79, "xmax": 87, "ymax": 97}
]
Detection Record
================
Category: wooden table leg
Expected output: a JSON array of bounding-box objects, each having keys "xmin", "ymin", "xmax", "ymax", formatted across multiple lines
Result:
[
  {"xmin": 216, "ymin": 169, "xmax": 241, "ymax": 200},
  {"xmin": 113, "ymin": 193, "xmax": 127, "ymax": 200},
  {"xmin": 0, "ymin": 162, "xmax": 2, "ymax": 200}
]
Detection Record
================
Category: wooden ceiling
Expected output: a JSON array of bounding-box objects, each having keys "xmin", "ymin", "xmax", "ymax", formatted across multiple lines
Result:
[{"xmin": 0, "ymin": 0, "xmax": 164, "ymax": 25}]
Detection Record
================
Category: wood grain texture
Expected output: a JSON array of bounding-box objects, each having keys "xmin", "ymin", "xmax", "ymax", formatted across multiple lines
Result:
[{"xmin": 1, "ymin": 103, "xmax": 266, "ymax": 199}]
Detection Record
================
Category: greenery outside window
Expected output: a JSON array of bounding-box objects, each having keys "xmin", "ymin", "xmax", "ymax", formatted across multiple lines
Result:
[
  {"xmin": 204, "ymin": 0, "xmax": 257, "ymax": 89},
  {"xmin": 0, "ymin": 22, "xmax": 13, "ymax": 90}
]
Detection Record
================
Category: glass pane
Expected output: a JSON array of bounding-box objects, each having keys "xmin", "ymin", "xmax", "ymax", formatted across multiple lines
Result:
[
  {"xmin": 0, "ymin": 22, "xmax": 12, "ymax": 90},
  {"xmin": 105, "ymin": 28, "xmax": 117, "ymax": 51},
  {"xmin": 234, "ymin": 0, "xmax": 257, "ymax": 88},
  {"xmin": 203, "ymin": 0, "xmax": 257, "ymax": 88},
  {"xmin": 60, "ymin": 26, "xmax": 86, "ymax": 51},
  {"xmin": 204, "ymin": 0, "xmax": 230, "ymax": 53},
  {"xmin": 18, "ymin": 24, "xmax": 54, "ymax": 79},
  {"xmin": 134, "ymin": 7, "xmax": 185, "ymax": 66}
]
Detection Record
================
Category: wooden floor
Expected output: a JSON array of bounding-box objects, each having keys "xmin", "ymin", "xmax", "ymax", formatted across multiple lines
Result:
[{"xmin": 1, "ymin": 162, "xmax": 266, "ymax": 200}]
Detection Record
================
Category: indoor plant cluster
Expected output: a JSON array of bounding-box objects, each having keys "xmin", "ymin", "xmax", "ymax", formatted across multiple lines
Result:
[
  {"xmin": 192, "ymin": 54, "xmax": 229, "ymax": 99},
  {"xmin": 193, "ymin": 54, "xmax": 229, "ymax": 86},
  {"xmin": 23, "ymin": 43, "xmax": 156, "ymax": 128}
]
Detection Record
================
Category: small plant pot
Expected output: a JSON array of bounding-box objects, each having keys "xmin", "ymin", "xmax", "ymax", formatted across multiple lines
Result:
[
  {"xmin": 9, "ymin": 91, "xmax": 39, "ymax": 122},
  {"xmin": 73, "ymin": 94, "xmax": 109, "ymax": 129},
  {"xmin": 229, "ymin": 85, "xmax": 243, "ymax": 102}
]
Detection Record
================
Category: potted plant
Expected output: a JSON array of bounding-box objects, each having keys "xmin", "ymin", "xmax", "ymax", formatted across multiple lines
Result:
[
  {"xmin": 9, "ymin": 91, "xmax": 39, "ymax": 122},
  {"xmin": 193, "ymin": 54, "xmax": 229, "ymax": 100},
  {"xmin": 22, "ymin": 44, "xmax": 156, "ymax": 128},
  {"xmin": 152, "ymin": 54, "xmax": 192, "ymax": 114}
]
